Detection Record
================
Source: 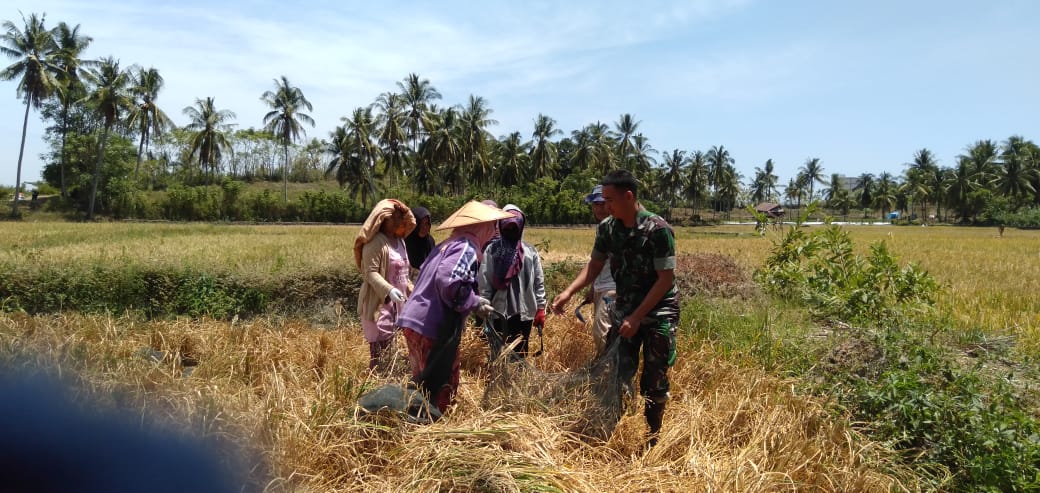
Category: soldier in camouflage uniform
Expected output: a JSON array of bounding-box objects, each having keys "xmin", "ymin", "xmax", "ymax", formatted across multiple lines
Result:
[{"xmin": 551, "ymin": 169, "xmax": 679, "ymax": 448}]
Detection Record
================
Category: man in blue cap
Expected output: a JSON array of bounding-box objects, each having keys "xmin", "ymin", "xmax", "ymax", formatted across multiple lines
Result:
[{"xmin": 579, "ymin": 185, "xmax": 615, "ymax": 357}]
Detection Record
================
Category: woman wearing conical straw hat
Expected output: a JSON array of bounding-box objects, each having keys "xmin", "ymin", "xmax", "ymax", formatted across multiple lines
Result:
[
  {"xmin": 396, "ymin": 200, "xmax": 513, "ymax": 415},
  {"xmin": 354, "ymin": 199, "xmax": 416, "ymax": 372}
]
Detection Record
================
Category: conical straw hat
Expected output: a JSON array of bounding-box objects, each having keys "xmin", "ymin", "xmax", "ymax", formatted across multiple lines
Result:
[{"xmin": 436, "ymin": 200, "xmax": 514, "ymax": 231}]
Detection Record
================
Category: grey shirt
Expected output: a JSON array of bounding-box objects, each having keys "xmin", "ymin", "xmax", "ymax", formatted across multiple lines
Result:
[{"xmin": 479, "ymin": 241, "xmax": 547, "ymax": 320}]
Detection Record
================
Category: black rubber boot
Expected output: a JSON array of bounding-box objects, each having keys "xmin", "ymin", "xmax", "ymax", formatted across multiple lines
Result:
[{"xmin": 645, "ymin": 400, "xmax": 666, "ymax": 448}]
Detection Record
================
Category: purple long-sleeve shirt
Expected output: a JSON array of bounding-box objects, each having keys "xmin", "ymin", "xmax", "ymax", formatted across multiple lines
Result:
[{"xmin": 395, "ymin": 235, "xmax": 483, "ymax": 339}]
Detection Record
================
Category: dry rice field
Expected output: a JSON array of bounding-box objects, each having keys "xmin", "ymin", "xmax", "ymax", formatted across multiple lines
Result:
[{"xmin": 2, "ymin": 221, "xmax": 1036, "ymax": 491}]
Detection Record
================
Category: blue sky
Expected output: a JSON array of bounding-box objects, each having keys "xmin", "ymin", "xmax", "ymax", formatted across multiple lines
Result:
[{"xmin": 2, "ymin": 0, "xmax": 1037, "ymax": 190}]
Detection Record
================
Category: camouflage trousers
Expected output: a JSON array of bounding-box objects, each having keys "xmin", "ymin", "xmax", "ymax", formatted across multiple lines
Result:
[{"xmin": 606, "ymin": 316, "xmax": 677, "ymax": 403}]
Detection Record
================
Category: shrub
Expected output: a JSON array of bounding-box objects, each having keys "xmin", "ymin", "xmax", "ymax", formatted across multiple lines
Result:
[
  {"xmin": 220, "ymin": 179, "xmax": 245, "ymax": 220},
  {"xmin": 162, "ymin": 185, "xmax": 222, "ymax": 221},
  {"xmin": 821, "ymin": 328, "xmax": 1040, "ymax": 491},
  {"xmin": 997, "ymin": 206, "xmax": 1040, "ymax": 229},
  {"xmin": 243, "ymin": 189, "xmax": 286, "ymax": 222},
  {"xmin": 294, "ymin": 190, "xmax": 361, "ymax": 222},
  {"xmin": 752, "ymin": 207, "xmax": 1040, "ymax": 491},
  {"xmin": 754, "ymin": 216, "xmax": 937, "ymax": 325},
  {"xmin": 0, "ymin": 263, "xmax": 361, "ymax": 319}
]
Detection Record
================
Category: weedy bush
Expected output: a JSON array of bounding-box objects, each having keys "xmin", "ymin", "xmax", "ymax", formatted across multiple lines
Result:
[
  {"xmin": 997, "ymin": 206, "xmax": 1040, "ymax": 229},
  {"xmin": 293, "ymin": 190, "xmax": 362, "ymax": 223},
  {"xmin": 821, "ymin": 326, "xmax": 1040, "ymax": 491},
  {"xmin": 0, "ymin": 262, "xmax": 358, "ymax": 319},
  {"xmin": 540, "ymin": 258, "xmax": 583, "ymax": 295},
  {"xmin": 242, "ymin": 189, "xmax": 286, "ymax": 222},
  {"xmin": 754, "ymin": 215, "xmax": 937, "ymax": 325},
  {"xmin": 162, "ymin": 185, "xmax": 224, "ymax": 221},
  {"xmin": 753, "ymin": 210, "xmax": 1040, "ymax": 491}
]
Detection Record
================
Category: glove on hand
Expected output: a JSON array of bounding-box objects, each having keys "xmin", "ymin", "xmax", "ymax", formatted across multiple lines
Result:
[
  {"xmin": 533, "ymin": 308, "xmax": 546, "ymax": 328},
  {"xmin": 388, "ymin": 288, "xmax": 406, "ymax": 303},
  {"xmin": 475, "ymin": 297, "xmax": 494, "ymax": 318}
]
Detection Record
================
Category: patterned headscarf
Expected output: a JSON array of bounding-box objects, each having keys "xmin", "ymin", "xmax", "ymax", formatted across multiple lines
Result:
[{"xmin": 488, "ymin": 204, "xmax": 525, "ymax": 291}]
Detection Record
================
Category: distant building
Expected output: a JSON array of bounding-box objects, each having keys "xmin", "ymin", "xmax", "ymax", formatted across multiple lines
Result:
[
  {"xmin": 754, "ymin": 202, "xmax": 785, "ymax": 218},
  {"xmin": 837, "ymin": 175, "xmax": 861, "ymax": 191}
]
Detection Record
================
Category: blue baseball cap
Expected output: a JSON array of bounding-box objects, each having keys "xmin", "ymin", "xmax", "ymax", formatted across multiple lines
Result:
[{"xmin": 584, "ymin": 185, "xmax": 605, "ymax": 204}]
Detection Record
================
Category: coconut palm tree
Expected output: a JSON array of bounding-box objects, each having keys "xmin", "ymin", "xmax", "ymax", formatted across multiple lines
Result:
[
  {"xmin": 81, "ymin": 56, "xmax": 132, "ymax": 219},
  {"xmin": 50, "ymin": 21, "xmax": 93, "ymax": 199},
  {"xmin": 261, "ymin": 76, "xmax": 314, "ymax": 202},
  {"xmin": 397, "ymin": 73, "xmax": 441, "ymax": 152},
  {"xmin": 372, "ymin": 91, "xmax": 408, "ymax": 187},
  {"xmin": 852, "ymin": 173, "xmax": 875, "ymax": 218},
  {"xmin": 873, "ymin": 172, "xmax": 898, "ymax": 218},
  {"xmin": 419, "ymin": 107, "xmax": 462, "ymax": 194},
  {"xmin": 660, "ymin": 149, "xmax": 687, "ymax": 208},
  {"xmin": 127, "ymin": 66, "xmax": 172, "ymax": 182},
  {"xmin": 793, "ymin": 172, "xmax": 811, "ymax": 213},
  {"xmin": 629, "ymin": 134, "xmax": 657, "ymax": 176},
  {"xmin": 529, "ymin": 113, "xmax": 560, "ymax": 180},
  {"xmin": 570, "ymin": 122, "xmax": 614, "ymax": 176},
  {"xmin": 997, "ymin": 135, "xmax": 1037, "ymax": 204},
  {"xmin": 685, "ymin": 150, "xmax": 708, "ymax": 214},
  {"xmin": 341, "ymin": 106, "xmax": 379, "ymax": 188},
  {"xmin": 799, "ymin": 157, "xmax": 825, "ymax": 203},
  {"xmin": 822, "ymin": 173, "xmax": 844, "ymax": 205},
  {"xmin": 716, "ymin": 164, "xmax": 742, "ymax": 218},
  {"xmin": 642, "ymin": 166, "xmax": 665, "ymax": 200},
  {"xmin": 458, "ymin": 94, "xmax": 497, "ymax": 190},
  {"xmin": 961, "ymin": 140, "xmax": 999, "ymax": 186},
  {"xmin": 706, "ymin": 145, "xmax": 735, "ymax": 216},
  {"xmin": 830, "ymin": 187, "xmax": 854, "ymax": 221},
  {"xmin": 326, "ymin": 123, "xmax": 378, "ymax": 206},
  {"xmin": 749, "ymin": 163, "xmax": 778, "ymax": 206},
  {"xmin": 752, "ymin": 159, "xmax": 779, "ymax": 202},
  {"xmin": 183, "ymin": 97, "xmax": 236, "ymax": 186},
  {"xmin": 902, "ymin": 148, "xmax": 937, "ymax": 221},
  {"xmin": 748, "ymin": 173, "xmax": 770, "ymax": 205},
  {"xmin": 947, "ymin": 156, "xmax": 980, "ymax": 222},
  {"xmin": 1, "ymin": 13, "xmax": 60, "ymax": 216},
  {"xmin": 613, "ymin": 113, "xmax": 639, "ymax": 164},
  {"xmin": 497, "ymin": 131, "xmax": 531, "ymax": 187},
  {"xmin": 783, "ymin": 177, "xmax": 802, "ymax": 210},
  {"xmin": 929, "ymin": 166, "xmax": 951, "ymax": 222}
]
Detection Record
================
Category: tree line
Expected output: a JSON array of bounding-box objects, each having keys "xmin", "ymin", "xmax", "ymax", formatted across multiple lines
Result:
[{"xmin": 4, "ymin": 12, "xmax": 1039, "ymax": 225}]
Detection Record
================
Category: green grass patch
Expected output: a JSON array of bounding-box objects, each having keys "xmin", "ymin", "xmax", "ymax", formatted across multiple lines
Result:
[{"xmin": 0, "ymin": 262, "xmax": 360, "ymax": 319}]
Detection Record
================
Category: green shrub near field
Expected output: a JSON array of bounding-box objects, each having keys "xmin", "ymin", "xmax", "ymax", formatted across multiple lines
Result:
[
  {"xmin": 998, "ymin": 206, "xmax": 1040, "ymax": 229},
  {"xmin": 747, "ymin": 215, "xmax": 1040, "ymax": 491},
  {"xmin": 0, "ymin": 251, "xmax": 581, "ymax": 319},
  {"xmin": 0, "ymin": 262, "xmax": 362, "ymax": 319}
]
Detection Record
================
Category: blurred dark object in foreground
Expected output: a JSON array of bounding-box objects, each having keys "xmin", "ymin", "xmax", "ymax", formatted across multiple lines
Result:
[{"xmin": 0, "ymin": 374, "xmax": 247, "ymax": 493}]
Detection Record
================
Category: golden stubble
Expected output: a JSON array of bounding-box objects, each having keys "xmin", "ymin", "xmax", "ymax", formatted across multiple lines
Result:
[{"xmin": 0, "ymin": 311, "xmax": 911, "ymax": 492}]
